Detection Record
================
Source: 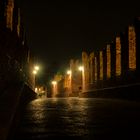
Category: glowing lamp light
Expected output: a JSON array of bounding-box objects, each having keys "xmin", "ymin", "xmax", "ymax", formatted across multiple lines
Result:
[
  {"xmin": 67, "ymin": 70, "xmax": 71, "ymax": 75},
  {"xmin": 34, "ymin": 66, "xmax": 39, "ymax": 71},
  {"xmin": 52, "ymin": 81, "xmax": 57, "ymax": 85},
  {"xmin": 35, "ymin": 87, "xmax": 38, "ymax": 92},
  {"xmin": 79, "ymin": 66, "xmax": 84, "ymax": 71},
  {"xmin": 33, "ymin": 70, "xmax": 37, "ymax": 74}
]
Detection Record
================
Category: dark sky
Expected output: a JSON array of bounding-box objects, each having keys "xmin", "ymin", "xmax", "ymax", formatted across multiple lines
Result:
[{"xmin": 20, "ymin": 0, "xmax": 140, "ymax": 71}]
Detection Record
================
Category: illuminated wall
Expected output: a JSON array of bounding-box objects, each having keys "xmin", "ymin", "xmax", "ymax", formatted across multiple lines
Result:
[
  {"xmin": 17, "ymin": 8, "xmax": 20, "ymax": 36},
  {"xmin": 116, "ymin": 37, "xmax": 121, "ymax": 76},
  {"xmin": 99, "ymin": 51, "xmax": 103, "ymax": 80},
  {"xmin": 106, "ymin": 45, "xmax": 111, "ymax": 79},
  {"xmin": 128, "ymin": 26, "xmax": 136, "ymax": 70},
  {"xmin": 82, "ymin": 52, "xmax": 89, "ymax": 85},
  {"xmin": 89, "ymin": 52, "xmax": 94, "ymax": 83},
  {"xmin": 103, "ymin": 48, "xmax": 107, "ymax": 80},
  {"xmin": 6, "ymin": 0, "xmax": 14, "ymax": 30},
  {"xmin": 64, "ymin": 75, "xmax": 69, "ymax": 88},
  {"xmin": 70, "ymin": 59, "xmax": 81, "ymax": 93},
  {"xmin": 94, "ymin": 56, "xmax": 97, "ymax": 81}
]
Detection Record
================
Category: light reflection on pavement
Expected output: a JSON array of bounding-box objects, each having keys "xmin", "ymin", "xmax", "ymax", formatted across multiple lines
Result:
[{"xmin": 14, "ymin": 97, "xmax": 140, "ymax": 139}]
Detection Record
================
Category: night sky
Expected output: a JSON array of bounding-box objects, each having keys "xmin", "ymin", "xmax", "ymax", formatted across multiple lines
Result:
[{"xmin": 20, "ymin": 0, "xmax": 140, "ymax": 83}]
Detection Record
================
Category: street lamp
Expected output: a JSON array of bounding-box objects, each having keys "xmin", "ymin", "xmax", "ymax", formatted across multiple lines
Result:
[
  {"xmin": 67, "ymin": 70, "xmax": 71, "ymax": 75},
  {"xmin": 51, "ymin": 80, "xmax": 57, "ymax": 97},
  {"xmin": 33, "ymin": 70, "xmax": 37, "ymax": 75},
  {"xmin": 78, "ymin": 66, "xmax": 85, "ymax": 92},
  {"xmin": 34, "ymin": 66, "xmax": 39, "ymax": 71},
  {"xmin": 33, "ymin": 65, "xmax": 40, "ymax": 92},
  {"xmin": 78, "ymin": 66, "xmax": 84, "ymax": 71},
  {"xmin": 52, "ymin": 81, "xmax": 57, "ymax": 85},
  {"xmin": 66, "ymin": 70, "xmax": 72, "ymax": 95}
]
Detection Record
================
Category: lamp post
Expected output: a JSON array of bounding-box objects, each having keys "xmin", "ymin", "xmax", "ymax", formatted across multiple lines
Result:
[
  {"xmin": 51, "ymin": 80, "xmax": 57, "ymax": 97},
  {"xmin": 32, "ymin": 65, "xmax": 39, "ymax": 92},
  {"xmin": 78, "ymin": 66, "xmax": 85, "ymax": 92},
  {"xmin": 67, "ymin": 70, "xmax": 72, "ymax": 95}
]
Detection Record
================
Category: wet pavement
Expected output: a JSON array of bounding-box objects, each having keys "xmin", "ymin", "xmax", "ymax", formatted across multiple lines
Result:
[{"xmin": 14, "ymin": 97, "xmax": 140, "ymax": 140}]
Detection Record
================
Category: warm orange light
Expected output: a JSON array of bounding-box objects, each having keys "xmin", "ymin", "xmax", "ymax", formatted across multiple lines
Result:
[
  {"xmin": 116, "ymin": 37, "xmax": 121, "ymax": 76},
  {"xmin": 52, "ymin": 81, "xmax": 57, "ymax": 85},
  {"xmin": 107, "ymin": 44, "xmax": 111, "ymax": 79},
  {"xmin": 33, "ymin": 70, "xmax": 37, "ymax": 74},
  {"xmin": 128, "ymin": 26, "xmax": 136, "ymax": 70},
  {"xmin": 89, "ymin": 52, "xmax": 94, "ymax": 83},
  {"xmin": 52, "ymin": 80, "xmax": 58, "ymax": 97},
  {"xmin": 35, "ymin": 87, "xmax": 38, "ymax": 92},
  {"xmin": 94, "ymin": 57, "xmax": 97, "ymax": 81},
  {"xmin": 78, "ymin": 66, "xmax": 84, "ymax": 71},
  {"xmin": 34, "ymin": 66, "xmax": 39, "ymax": 71},
  {"xmin": 6, "ymin": 0, "xmax": 14, "ymax": 30},
  {"xmin": 100, "ymin": 51, "xmax": 103, "ymax": 80},
  {"xmin": 67, "ymin": 70, "xmax": 72, "ymax": 75}
]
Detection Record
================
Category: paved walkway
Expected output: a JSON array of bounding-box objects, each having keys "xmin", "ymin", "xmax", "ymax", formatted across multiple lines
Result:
[{"xmin": 14, "ymin": 97, "xmax": 140, "ymax": 140}]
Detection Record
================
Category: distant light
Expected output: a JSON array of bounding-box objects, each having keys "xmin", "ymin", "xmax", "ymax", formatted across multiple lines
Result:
[
  {"xmin": 67, "ymin": 70, "xmax": 71, "ymax": 75},
  {"xmin": 78, "ymin": 66, "xmax": 84, "ymax": 71},
  {"xmin": 34, "ymin": 66, "xmax": 39, "ymax": 71},
  {"xmin": 52, "ymin": 81, "xmax": 57, "ymax": 85},
  {"xmin": 33, "ymin": 70, "xmax": 37, "ymax": 74},
  {"xmin": 35, "ymin": 87, "xmax": 38, "ymax": 92}
]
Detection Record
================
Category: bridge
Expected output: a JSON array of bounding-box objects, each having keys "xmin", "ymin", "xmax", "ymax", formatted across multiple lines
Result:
[{"xmin": 0, "ymin": 0, "xmax": 140, "ymax": 140}]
